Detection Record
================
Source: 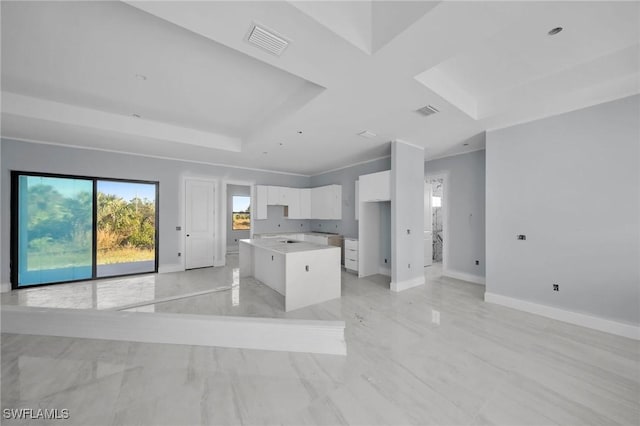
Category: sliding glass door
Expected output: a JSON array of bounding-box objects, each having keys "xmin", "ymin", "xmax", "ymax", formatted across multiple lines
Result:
[
  {"xmin": 96, "ymin": 180, "xmax": 156, "ymax": 277},
  {"xmin": 12, "ymin": 172, "xmax": 158, "ymax": 288}
]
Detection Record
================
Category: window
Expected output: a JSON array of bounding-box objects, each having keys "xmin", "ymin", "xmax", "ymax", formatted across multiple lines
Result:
[
  {"xmin": 11, "ymin": 171, "xmax": 158, "ymax": 288},
  {"xmin": 232, "ymin": 196, "xmax": 251, "ymax": 230}
]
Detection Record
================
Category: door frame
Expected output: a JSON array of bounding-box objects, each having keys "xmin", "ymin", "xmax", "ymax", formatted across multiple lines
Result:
[
  {"xmin": 425, "ymin": 172, "xmax": 449, "ymax": 272},
  {"xmin": 222, "ymin": 180, "xmax": 256, "ymax": 255}
]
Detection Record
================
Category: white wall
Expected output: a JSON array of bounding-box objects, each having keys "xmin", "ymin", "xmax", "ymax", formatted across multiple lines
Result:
[
  {"xmin": 425, "ymin": 149, "xmax": 486, "ymax": 281},
  {"xmin": 391, "ymin": 141, "xmax": 424, "ymax": 291},
  {"xmin": 486, "ymin": 95, "xmax": 640, "ymax": 327},
  {"xmin": 0, "ymin": 139, "xmax": 311, "ymax": 284}
]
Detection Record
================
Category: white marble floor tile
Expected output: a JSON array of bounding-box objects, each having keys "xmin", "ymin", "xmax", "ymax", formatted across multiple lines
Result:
[{"xmin": 2, "ymin": 256, "xmax": 639, "ymax": 425}]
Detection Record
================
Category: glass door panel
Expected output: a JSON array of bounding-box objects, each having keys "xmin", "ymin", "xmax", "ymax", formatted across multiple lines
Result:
[
  {"xmin": 96, "ymin": 180, "xmax": 157, "ymax": 277},
  {"xmin": 17, "ymin": 175, "xmax": 93, "ymax": 287}
]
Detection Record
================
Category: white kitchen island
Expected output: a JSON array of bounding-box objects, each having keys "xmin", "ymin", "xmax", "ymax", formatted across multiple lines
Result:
[{"xmin": 239, "ymin": 238, "xmax": 341, "ymax": 312}]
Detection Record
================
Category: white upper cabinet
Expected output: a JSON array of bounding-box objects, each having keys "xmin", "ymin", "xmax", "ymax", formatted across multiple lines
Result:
[
  {"xmin": 285, "ymin": 188, "xmax": 302, "ymax": 219},
  {"xmin": 255, "ymin": 184, "xmax": 341, "ymax": 220},
  {"xmin": 359, "ymin": 170, "xmax": 390, "ymax": 202},
  {"xmin": 311, "ymin": 185, "xmax": 341, "ymax": 219},
  {"xmin": 255, "ymin": 185, "xmax": 268, "ymax": 220},
  {"xmin": 267, "ymin": 186, "xmax": 281, "ymax": 204},
  {"xmin": 300, "ymin": 188, "xmax": 312, "ymax": 218}
]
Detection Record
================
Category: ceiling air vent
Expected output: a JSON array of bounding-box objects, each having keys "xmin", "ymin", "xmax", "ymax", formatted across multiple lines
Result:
[
  {"xmin": 246, "ymin": 23, "xmax": 289, "ymax": 56},
  {"xmin": 416, "ymin": 105, "xmax": 439, "ymax": 117}
]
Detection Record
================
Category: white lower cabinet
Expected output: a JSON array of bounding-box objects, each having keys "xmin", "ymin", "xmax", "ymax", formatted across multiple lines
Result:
[{"xmin": 344, "ymin": 238, "xmax": 358, "ymax": 273}]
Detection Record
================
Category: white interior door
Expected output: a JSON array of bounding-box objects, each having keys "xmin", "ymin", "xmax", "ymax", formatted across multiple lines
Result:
[{"xmin": 185, "ymin": 179, "xmax": 215, "ymax": 269}]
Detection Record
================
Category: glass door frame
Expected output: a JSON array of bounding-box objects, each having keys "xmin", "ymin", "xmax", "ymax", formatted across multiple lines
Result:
[{"xmin": 10, "ymin": 171, "xmax": 159, "ymax": 289}]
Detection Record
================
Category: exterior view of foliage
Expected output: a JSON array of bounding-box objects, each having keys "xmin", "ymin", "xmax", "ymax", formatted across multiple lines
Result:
[{"xmin": 25, "ymin": 183, "xmax": 155, "ymax": 269}]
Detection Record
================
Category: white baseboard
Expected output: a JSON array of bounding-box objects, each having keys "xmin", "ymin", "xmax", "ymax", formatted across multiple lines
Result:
[
  {"xmin": 378, "ymin": 266, "xmax": 391, "ymax": 276},
  {"xmin": 443, "ymin": 269, "xmax": 486, "ymax": 285},
  {"xmin": 390, "ymin": 275, "xmax": 425, "ymax": 292},
  {"xmin": 158, "ymin": 264, "xmax": 184, "ymax": 274},
  {"xmin": 484, "ymin": 292, "xmax": 640, "ymax": 341},
  {"xmin": 1, "ymin": 282, "xmax": 11, "ymax": 293},
  {"xmin": 1, "ymin": 305, "xmax": 347, "ymax": 355}
]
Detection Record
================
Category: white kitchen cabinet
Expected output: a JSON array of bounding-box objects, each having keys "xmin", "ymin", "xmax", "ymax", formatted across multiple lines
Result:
[
  {"xmin": 359, "ymin": 170, "xmax": 390, "ymax": 202},
  {"xmin": 300, "ymin": 188, "xmax": 311, "ymax": 218},
  {"xmin": 267, "ymin": 186, "xmax": 281, "ymax": 205},
  {"xmin": 284, "ymin": 188, "xmax": 301, "ymax": 218},
  {"xmin": 311, "ymin": 185, "xmax": 341, "ymax": 219},
  {"xmin": 255, "ymin": 185, "xmax": 268, "ymax": 220},
  {"xmin": 344, "ymin": 238, "xmax": 358, "ymax": 273}
]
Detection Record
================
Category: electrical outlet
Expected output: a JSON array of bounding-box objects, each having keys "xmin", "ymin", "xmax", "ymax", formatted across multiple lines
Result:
[
  {"xmin": 176, "ymin": 226, "xmax": 182, "ymax": 231},
  {"xmin": 178, "ymin": 252, "xmax": 181, "ymax": 257},
  {"xmin": 384, "ymin": 259, "xmax": 388, "ymax": 263},
  {"xmin": 553, "ymin": 283, "xmax": 559, "ymax": 291},
  {"xmin": 278, "ymin": 224, "xmax": 281, "ymax": 227},
  {"xmin": 475, "ymin": 260, "xmax": 479, "ymax": 265},
  {"xmin": 517, "ymin": 234, "xmax": 527, "ymax": 240},
  {"xmin": 408, "ymin": 263, "xmax": 411, "ymax": 269}
]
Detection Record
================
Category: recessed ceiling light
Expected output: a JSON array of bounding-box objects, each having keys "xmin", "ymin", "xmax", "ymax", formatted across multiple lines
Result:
[
  {"xmin": 548, "ymin": 27, "xmax": 563, "ymax": 36},
  {"xmin": 416, "ymin": 105, "xmax": 439, "ymax": 117},
  {"xmin": 132, "ymin": 113, "xmax": 141, "ymax": 118},
  {"xmin": 135, "ymin": 74, "xmax": 147, "ymax": 81},
  {"xmin": 262, "ymin": 151, "xmax": 268, "ymax": 155},
  {"xmin": 358, "ymin": 130, "xmax": 377, "ymax": 139}
]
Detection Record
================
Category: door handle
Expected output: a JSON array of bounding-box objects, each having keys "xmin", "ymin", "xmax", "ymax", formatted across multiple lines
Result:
[{"xmin": 186, "ymin": 234, "xmax": 190, "ymax": 237}]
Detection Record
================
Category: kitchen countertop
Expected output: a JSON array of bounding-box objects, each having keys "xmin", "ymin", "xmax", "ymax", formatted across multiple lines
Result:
[
  {"xmin": 253, "ymin": 231, "xmax": 342, "ymax": 237},
  {"xmin": 239, "ymin": 238, "xmax": 340, "ymax": 254}
]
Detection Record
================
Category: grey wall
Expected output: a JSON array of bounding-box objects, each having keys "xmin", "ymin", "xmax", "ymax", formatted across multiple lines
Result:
[
  {"xmin": 254, "ymin": 205, "xmax": 310, "ymax": 235},
  {"xmin": 0, "ymin": 139, "xmax": 311, "ymax": 284},
  {"xmin": 425, "ymin": 149, "xmax": 486, "ymax": 278},
  {"xmin": 309, "ymin": 157, "xmax": 391, "ymax": 238},
  {"xmin": 486, "ymin": 95, "xmax": 640, "ymax": 325},
  {"xmin": 391, "ymin": 141, "xmax": 424, "ymax": 289},
  {"xmin": 226, "ymin": 184, "xmax": 250, "ymax": 253}
]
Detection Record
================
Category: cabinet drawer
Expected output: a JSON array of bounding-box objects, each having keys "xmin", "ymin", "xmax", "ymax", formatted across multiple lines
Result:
[
  {"xmin": 345, "ymin": 258, "xmax": 358, "ymax": 271},
  {"xmin": 344, "ymin": 239, "xmax": 358, "ymax": 251}
]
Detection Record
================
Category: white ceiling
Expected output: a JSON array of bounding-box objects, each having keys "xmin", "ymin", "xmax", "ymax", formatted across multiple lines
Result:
[{"xmin": 2, "ymin": 1, "xmax": 638, "ymax": 176}]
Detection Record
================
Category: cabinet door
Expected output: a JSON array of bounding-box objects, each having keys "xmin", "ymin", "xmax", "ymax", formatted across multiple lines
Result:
[
  {"xmin": 267, "ymin": 186, "xmax": 281, "ymax": 205},
  {"xmin": 330, "ymin": 185, "xmax": 342, "ymax": 219},
  {"xmin": 310, "ymin": 187, "xmax": 324, "ymax": 219},
  {"xmin": 360, "ymin": 170, "xmax": 390, "ymax": 202},
  {"xmin": 286, "ymin": 188, "xmax": 301, "ymax": 218},
  {"xmin": 300, "ymin": 188, "xmax": 311, "ymax": 218},
  {"xmin": 256, "ymin": 185, "xmax": 268, "ymax": 220}
]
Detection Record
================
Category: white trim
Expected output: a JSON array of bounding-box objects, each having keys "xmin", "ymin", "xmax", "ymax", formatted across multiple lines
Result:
[
  {"xmin": 484, "ymin": 292, "xmax": 640, "ymax": 341},
  {"xmin": 2, "ymin": 137, "xmax": 310, "ymax": 177},
  {"xmin": 390, "ymin": 276, "xmax": 425, "ymax": 292},
  {"xmin": 0, "ymin": 283, "xmax": 11, "ymax": 293},
  {"xmin": 158, "ymin": 264, "xmax": 184, "ymax": 274},
  {"xmin": 378, "ymin": 266, "xmax": 391, "ymax": 276},
  {"xmin": 311, "ymin": 155, "xmax": 391, "ymax": 177},
  {"xmin": 443, "ymin": 269, "xmax": 485, "ymax": 285},
  {"xmin": 426, "ymin": 147, "xmax": 485, "ymax": 162},
  {"xmin": 0, "ymin": 305, "xmax": 347, "ymax": 355}
]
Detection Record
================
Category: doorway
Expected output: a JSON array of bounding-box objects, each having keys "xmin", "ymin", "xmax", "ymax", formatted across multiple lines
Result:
[
  {"xmin": 226, "ymin": 184, "xmax": 251, "ymax": 254},
  {"xmin": 425, "ymin": 174, "xmax": 447, "ymax": 272}
]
